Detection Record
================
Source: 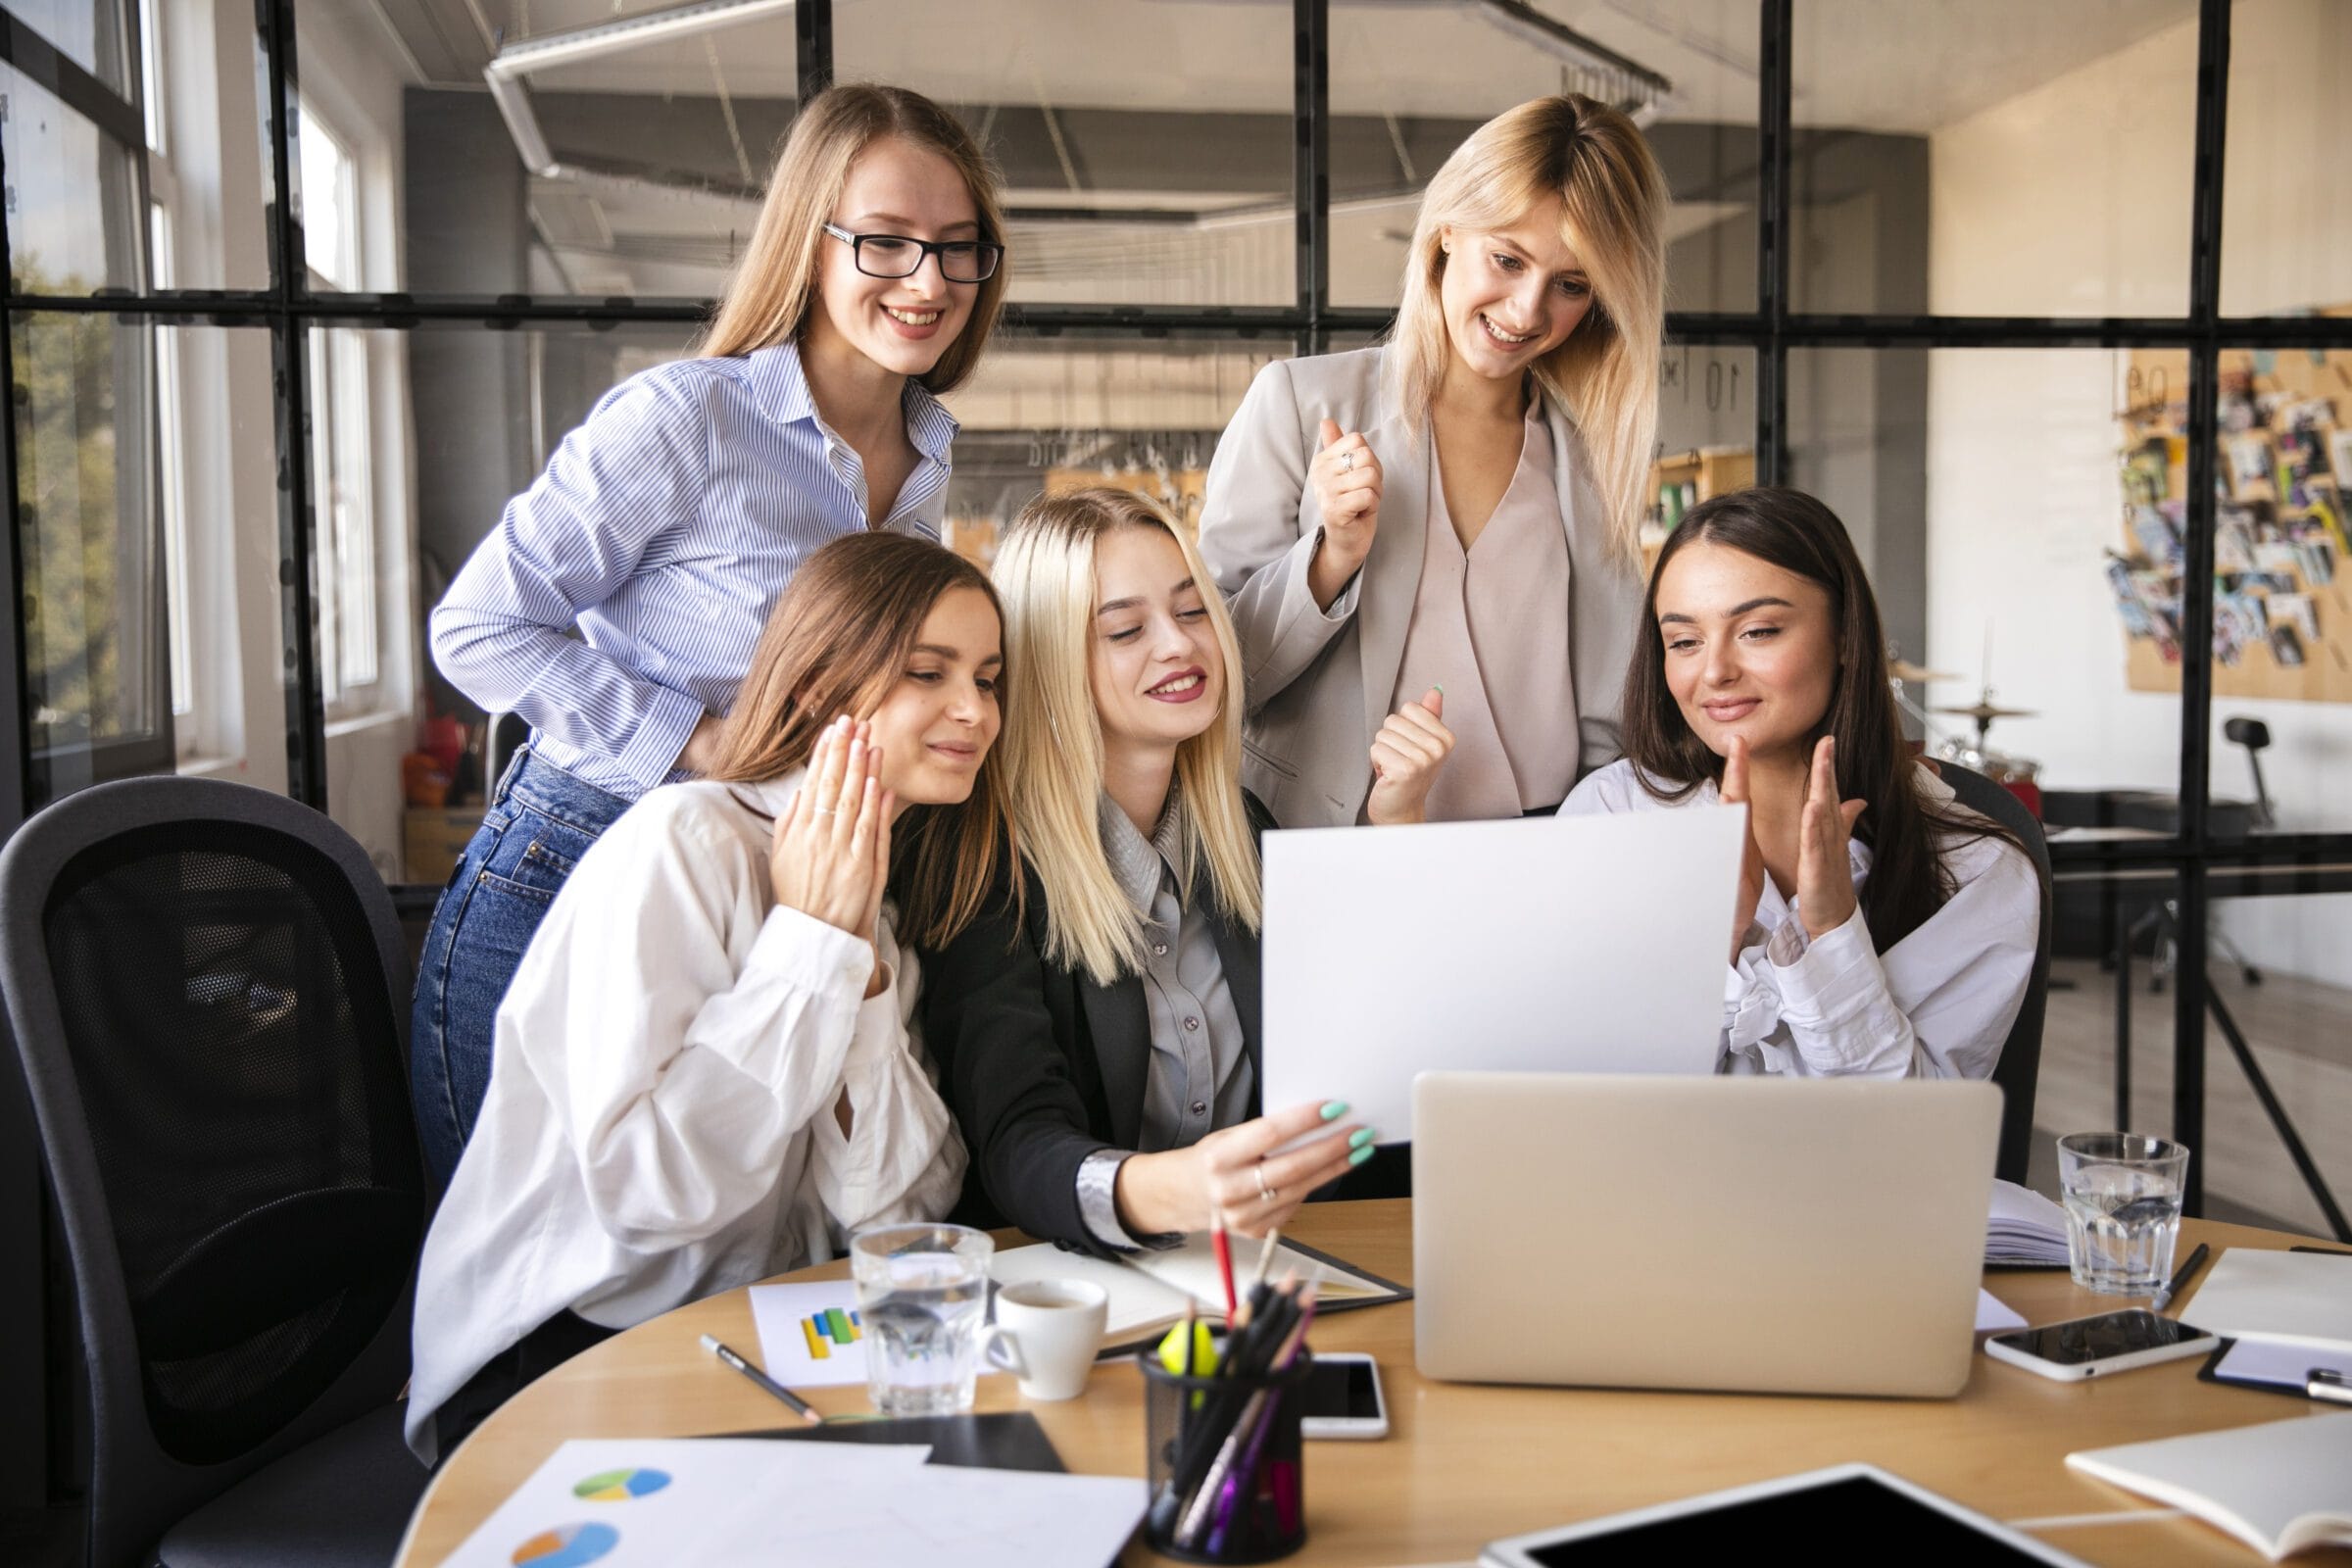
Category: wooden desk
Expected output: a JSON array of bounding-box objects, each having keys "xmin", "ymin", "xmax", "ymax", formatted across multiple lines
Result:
[{"xmin": 397, "ymin": 1204, "xmax": 2342, "ymax": 1567}]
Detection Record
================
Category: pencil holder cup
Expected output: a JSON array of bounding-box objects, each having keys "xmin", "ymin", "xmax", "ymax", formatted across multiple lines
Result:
[{"xmin": 1138, "ymin": 1345, "xmax": 1311, "ymax": 1563}]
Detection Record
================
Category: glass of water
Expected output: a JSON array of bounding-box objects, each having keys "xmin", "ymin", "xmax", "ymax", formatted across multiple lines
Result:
[
  {"xmin": 2057, "ymin": 1133, "xmax": 2189, "ymax": 1295},
  {"xmin": 850, "ymin": 1222, "xmax": 996, "ymax": 1417}
]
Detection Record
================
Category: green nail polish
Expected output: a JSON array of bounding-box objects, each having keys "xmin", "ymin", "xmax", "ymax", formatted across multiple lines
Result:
[
  {"xmin": 1320, "ymin": 1101, "xmax": 1349, "ymax": 1120},
  {"xmin": 1348, "ymin": 1145, "xmax": 1375, "ymax": 1166},
  {"xmin": 1348, "ymin": 1128, "xmax": 1377, "ymax": 1150}
]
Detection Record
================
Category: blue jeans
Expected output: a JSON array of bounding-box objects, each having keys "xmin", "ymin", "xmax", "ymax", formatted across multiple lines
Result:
[{"xmin": 410, "ymin": 748, "xmax": 630, "ymax": 1190}]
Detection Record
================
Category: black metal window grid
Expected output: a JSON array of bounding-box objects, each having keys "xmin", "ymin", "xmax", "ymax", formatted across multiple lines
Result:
[{"xmin": 3, "ymin": 0, "xmax": 2349, "ymax": 1213}]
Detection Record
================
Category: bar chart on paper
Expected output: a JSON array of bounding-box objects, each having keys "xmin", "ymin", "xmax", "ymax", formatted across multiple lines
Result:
[{"xmin": 748, "ymin": 1281, "xmax": 875, "ymax": 1387}]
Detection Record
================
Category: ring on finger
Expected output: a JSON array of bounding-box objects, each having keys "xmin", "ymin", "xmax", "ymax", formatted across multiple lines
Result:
[
  {"xmin": 1339, "ymin": 450, "xmax": 1355, "ymax": 473},
  {"xmin": 812, "ymin": 806, "xmax": 837, "ymax": 817},
  {"xmin": 1253, "ymin": 1162, "xmax": 1277, "ymax": 1204}
]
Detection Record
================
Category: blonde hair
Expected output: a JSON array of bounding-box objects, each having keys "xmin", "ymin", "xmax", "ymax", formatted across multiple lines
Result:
[
  {"xmin": 700, "ymin": 82, "xmax": 1008, "ymax": 396},
  {"xmin": 992, "ymin": 489, "xmax": 1263, "ymax": 987},
  {"xmin": 707, "ymin": 532, "xmax": 1012, "ymax": 951},
  {"xmin": 1389, "ymin": 95, "xmax": 1667, "ymax": 564}
]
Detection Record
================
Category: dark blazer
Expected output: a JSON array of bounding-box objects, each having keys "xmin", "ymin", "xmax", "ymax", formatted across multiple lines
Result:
[{"xmin": 921, "ymin": 795, "xmax": 1274, "ymax": 1254}]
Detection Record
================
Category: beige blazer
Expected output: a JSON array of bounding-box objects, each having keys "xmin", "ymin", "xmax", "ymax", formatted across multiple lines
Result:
[{"xmin": 1198, "ymin": 345, "xmax": 1643, "ymax": 828}]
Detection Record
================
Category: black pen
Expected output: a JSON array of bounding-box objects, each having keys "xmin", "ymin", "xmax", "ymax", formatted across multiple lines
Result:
[
  {"xmin": 701, "ymin": 1333, "xmax": 822, "ymax": 1424},
  {"xmin": 2152, "ymin": 1242, "xmax": 2211, "ymax": 1313}
]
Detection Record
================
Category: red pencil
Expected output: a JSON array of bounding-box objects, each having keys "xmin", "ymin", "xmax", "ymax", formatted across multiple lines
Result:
[{"xmin": 1210, "ymin": 1214, "xmax": 1238, "ymax": 1328}]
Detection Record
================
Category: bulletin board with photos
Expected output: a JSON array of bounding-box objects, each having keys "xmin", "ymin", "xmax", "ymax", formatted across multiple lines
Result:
[{"xmin": 2112, "ymin": 336, "xmax": 2352, "ymax": 703}]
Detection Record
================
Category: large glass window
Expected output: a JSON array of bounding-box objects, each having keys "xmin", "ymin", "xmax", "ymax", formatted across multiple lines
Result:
[
  {"xmin": 1791, "ymin": 2, "xmax": 2199, "ymax": 318},
  {"xmin": 2190, "ymin": 344, "xmax": 2352, "ymax": 834},
  {"xmin": 1332, "ymin": 0, "xmax": 1756, "ymax": 313},
  {"xmin": 2220, "ymin": 0, "xmax": 2352, "ymax": 318},
  {"xmin": 2, "ymin": 62, "xmax": 147, "ymax": 295},
  {"xmin": 838, "ymin": 0, "xmax": 1297, "ymax": 308},
  {"xmin": 12, "ymin": 311, "xmax": 168, "ymax": 804},
  {"xmin": 303, "ymin": 0, "xmax": 801, "ymax": 300}
]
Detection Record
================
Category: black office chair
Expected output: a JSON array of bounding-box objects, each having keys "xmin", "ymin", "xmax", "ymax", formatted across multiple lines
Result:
[
  {"xmin": 0, "ymin": 777, "xmax": 429, "ymax": 1568},
  {"xmin": 1936, "ymin": 763, "xmax": 2053, "ymax": 1186}
]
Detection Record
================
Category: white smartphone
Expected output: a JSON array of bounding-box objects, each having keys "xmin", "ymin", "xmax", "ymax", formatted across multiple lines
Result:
[
  {"xmin": 1298, "ymin": 1351, "xmax": 1388, "ymax": 1440},
  {"xmin": 1983, "ymin": 1308, "xmax": 2217, "ymax": 1383}
]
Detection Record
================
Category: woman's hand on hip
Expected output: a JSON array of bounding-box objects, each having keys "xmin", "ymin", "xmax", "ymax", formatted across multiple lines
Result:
[
  {"xmin": 768, "ymin": 715, "xmax": 894, "ymax": 943},
  {"xmin": 1113, "ymin": 1099, "xmax": 1374, "ymax": 1239},
  {"xmin": 1307, "ymin": 417, "xmax": 1382, "ymax": 611},
  {"xmin": 1364, "ymin": 687, "xmax": 1454, "ymax": 825}
]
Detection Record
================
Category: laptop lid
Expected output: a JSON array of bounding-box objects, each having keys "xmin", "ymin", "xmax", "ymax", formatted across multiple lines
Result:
[
  {"xmin": 1261, "ymin": 806, "xmax": 1744, "ymax": 1142},
  {"xmin": 1411, "ymin": 1072, "xmax": 2001, "ymax": 1398}
]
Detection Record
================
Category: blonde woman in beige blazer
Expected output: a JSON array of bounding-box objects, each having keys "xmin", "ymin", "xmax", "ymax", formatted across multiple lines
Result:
[{"xmin": 1200, "ymin": 96, "xmax": 1668, "ymax": 828}]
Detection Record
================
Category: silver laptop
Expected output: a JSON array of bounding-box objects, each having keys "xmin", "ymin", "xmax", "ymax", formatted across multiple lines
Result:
[
  {"xmin": 1261, "ymin": 806, "xmax": 1745, "ymax": 1142},
  {"xmin": 1413, "ymin": 1071, "xmax": 2001, "ymax": 1398}
]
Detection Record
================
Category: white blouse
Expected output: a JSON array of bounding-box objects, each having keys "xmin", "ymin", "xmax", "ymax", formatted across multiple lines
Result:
[
  {"xmin": 1561, "ymin": 759, "xmax": 2040, "ymax": 1081},
  {"xmin": 405, "ymin": 771, "xmax": 965, "ymax": 1460}
]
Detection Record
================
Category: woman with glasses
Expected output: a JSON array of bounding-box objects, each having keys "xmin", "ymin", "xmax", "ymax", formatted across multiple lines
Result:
[
  {"xmin": 415, "ymin": 82, "xmax": 1009, "ymax": 1189},
  {"xmin": 1199, "ymin": 95, "xmax": 1665, "ymax": 829}
]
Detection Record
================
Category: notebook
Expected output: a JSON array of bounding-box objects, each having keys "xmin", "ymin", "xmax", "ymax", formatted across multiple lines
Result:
[
  {"xmin": 990, "ymin": 1232, "xmax": 1407, "ymax": 1345},
  {"xmin": 2066, "ymin": 1412, "xmax": 2352, "ymax": 1560},
  {"xmin": 1984, "ymin": 1180, "xmax": 2070, "ymax": 1267},
  {"xmin": 2176, "ymin": 1250, "xmax": 2352, "ymax": 1346}
]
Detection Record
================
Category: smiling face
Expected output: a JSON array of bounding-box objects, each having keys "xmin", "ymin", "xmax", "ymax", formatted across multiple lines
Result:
[
  {"xmin": 860, "ymin": 586, "xmax": 1003, "ymax": 806},
  {"xmin": 1087, "ymin": 524, "xmax": 1225, "ymax": 758},
  {"xmin": 1437, "ymin": 196, "xmax": 1599, "ymax": 385},
  {"xmin": 808, "ymin": 135, "xmax": 983, "ymax": 380},
  {"xmin": 1654, "ymin": 538, "xmax": 1839, "ymax": 768}
]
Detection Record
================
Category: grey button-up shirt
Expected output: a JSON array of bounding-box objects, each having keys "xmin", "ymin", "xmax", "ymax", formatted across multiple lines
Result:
[{"xmin": 1074, "ymin": 789, "xmax": 1253, "ymax": 1250}]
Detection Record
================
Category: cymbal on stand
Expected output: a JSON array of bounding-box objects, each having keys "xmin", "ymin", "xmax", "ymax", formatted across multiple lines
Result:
[
  {"xmin": 1934, "ymin": 701, "xmax": 2039, "ymax": 722},
  {"xmin": 1889, "ymin": 660, "xmax": 1961, "ymax": 684}
]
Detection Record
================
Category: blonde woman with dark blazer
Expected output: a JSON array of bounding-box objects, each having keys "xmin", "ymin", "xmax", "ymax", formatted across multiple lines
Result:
[{"xmin": 1200, "ymin": 95, "xmax": 1666, "ymax": 827}]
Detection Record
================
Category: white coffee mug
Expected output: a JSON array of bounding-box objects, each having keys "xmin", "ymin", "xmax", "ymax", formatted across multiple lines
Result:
[{"xmin": 983, "ymin": 1279, "xmax": 1109, "ymax": 1401}]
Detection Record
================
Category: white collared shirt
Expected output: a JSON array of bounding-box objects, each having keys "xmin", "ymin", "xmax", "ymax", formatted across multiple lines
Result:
[
  {"xmin": 1561, "ymin": 759, "xmax": 2039, "ymax": 1081},
  {"xmin": 405, "ymin": 770, "xmax": 964, "ymax": 1460}
]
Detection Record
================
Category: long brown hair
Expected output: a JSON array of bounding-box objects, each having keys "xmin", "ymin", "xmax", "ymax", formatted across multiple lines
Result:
[
  {"xmin": 1621, "ymin": 487, "xmax": 2016, "ymax": 951},
  {"xmin": 707, "ymin": 532, "xmax": 1010, "ymax": 949},
  {"xmin": 699, "ymin": 82, "xmax": 1008, "ymax": 396}
]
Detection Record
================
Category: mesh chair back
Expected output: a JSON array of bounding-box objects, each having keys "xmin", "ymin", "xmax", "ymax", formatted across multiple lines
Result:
[
  {"xmin": 0, "ymin": 778, "xmax": 422, "ymax": 1568},
  {"xmin": 1936, "ymin": 764, "xmax": 2054, "ymax": 1185}
]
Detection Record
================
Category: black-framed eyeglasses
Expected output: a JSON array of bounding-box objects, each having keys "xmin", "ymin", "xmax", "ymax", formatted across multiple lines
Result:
[{"xmin": 822, "ymin": 223, "xmax": 1003, "ymax": 284}]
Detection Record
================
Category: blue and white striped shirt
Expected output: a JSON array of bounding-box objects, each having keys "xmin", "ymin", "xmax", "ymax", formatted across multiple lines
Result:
[{"xmin": 430, "ymin": 339, "xmax": 958, "ymax": 798}]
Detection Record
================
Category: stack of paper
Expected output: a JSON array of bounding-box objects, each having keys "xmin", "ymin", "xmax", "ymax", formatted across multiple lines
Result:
[
  {"xmin": 1985, "ymin": 1180, "xmax": 2071, "ymax": 1266},
  {"xmin": 2173, "ymin": 1249, "xmax": 2352, "ymax": 1344},
  {"xmin": 440, "ymin": 1438, "xmax": 1147, "ymax": 1568}
]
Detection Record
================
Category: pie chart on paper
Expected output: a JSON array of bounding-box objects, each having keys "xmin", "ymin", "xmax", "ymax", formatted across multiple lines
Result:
[
  {"xmin": 509, "ymin": 1522, "xmax": 619, "ymax": 1567},
  {"xmin": 571, "ymin": 1467, "xmax": 672, "ymax": 1501}
]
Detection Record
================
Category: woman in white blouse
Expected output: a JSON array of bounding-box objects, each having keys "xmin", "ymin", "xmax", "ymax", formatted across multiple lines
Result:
[
  {"xmin": 1198, "ymin": 95, "xmax": 1665, "ymax": 826},
  {"xmin": 1562, "ymin": 487, "xmax": 2039, "ymax": 1081},
  {"xmin": 407, "ymin": 532, "xmax": 1008, "ymax": 1461}
]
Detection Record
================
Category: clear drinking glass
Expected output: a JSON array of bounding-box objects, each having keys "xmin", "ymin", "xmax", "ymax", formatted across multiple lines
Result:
[
  {"xmin": 2057, "ymin": 1133, "xmax": 2190, "ymax": 1295},
  {"xmin": 849, "ymin": 1222, "xmax": 996, "ymax": 1417}
]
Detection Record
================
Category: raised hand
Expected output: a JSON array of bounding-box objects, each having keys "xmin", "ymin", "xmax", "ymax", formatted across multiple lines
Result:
[
  {"xmin": 1114, "ymin": 1100, "xmax": 1373, "ymax": 1239},
  {"xmin": 767, "ymin": 715, "xmax": 892, "ymax": 942},
  {"xmin": 1719, "ymin": 734, "xmax": 1769, "ymax": 962},
  {"xmin": 1307, "ymin": 416, "xmax": 1383, "ymax": 611},
  {"xmin": 1364, "ymin": 687, "xmax": 1455, "ymax": 825},
  {"xmin": 1795, "ymin": 735, "xmax": 1868, "ymax": 940}
]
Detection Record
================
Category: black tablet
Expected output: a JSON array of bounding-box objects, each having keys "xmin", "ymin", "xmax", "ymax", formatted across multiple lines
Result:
[{"xmin": 1479, "ymin": 1465, "xmax": 2092, "ymax": 1566}]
